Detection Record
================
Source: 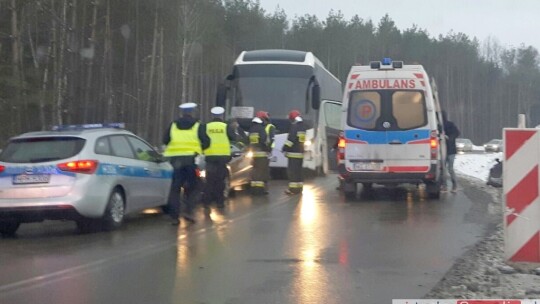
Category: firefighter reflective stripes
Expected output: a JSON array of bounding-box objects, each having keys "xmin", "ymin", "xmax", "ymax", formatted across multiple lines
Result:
[
  {"xmin": 288, "ymin": 182, "xmax": 303, "ymax": 189},
  {"xmin": 253, "ymin": 151, "xmax": 269, "ymax": 158},
  {"xmin": 286, "ymin": 152, "xmax": 303, "ymax": 159},
  {"xmin": 284, "ymin": 140, "xmax": 294, "ymax": 147},
  {"xmin": 249, "ymin": 133, "xmax": 260, "ymax": 144},
  {"xmin": 163, "ymin": 122, "xmax": 202, "ymax": 157},
  {"xmin": 297, "ymin": 131, "xmax": 306, "ymax": 143},
  {"xmin": 250, "ymin": 181, "xmax": 265, "ymax": 188}
]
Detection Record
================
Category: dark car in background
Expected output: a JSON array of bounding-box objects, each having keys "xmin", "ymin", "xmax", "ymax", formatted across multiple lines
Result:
[
  {"xmin": 456, "ymin": 138, "xmax": 474, "ymax": 152},
  {"xmin": 487, "ymin": 159, "xmax": 503, "ymax": 187},
  {"xmin": 484, "ymin": 139, "xmax": 503, "ymax": 152}
]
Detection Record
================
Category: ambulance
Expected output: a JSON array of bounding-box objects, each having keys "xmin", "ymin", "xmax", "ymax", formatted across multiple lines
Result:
[{"xmin": 337, "ymin": 58, "xmax": 446, "ymax": 199}]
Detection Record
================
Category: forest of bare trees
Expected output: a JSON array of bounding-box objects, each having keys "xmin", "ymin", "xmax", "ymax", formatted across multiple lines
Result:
[{"xmin": 1, "ymin": 0, "xmax": 540, "ymax": 146}]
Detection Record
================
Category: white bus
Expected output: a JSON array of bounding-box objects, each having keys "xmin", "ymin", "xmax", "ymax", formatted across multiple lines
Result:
[{"xmin": 216, "ymin": 49, "xmax": 343, "ymax": 175}]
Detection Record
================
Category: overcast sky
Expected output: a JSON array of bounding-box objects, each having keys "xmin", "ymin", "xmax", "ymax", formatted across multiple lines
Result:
[{"xmin": 259, "ymin": 0, "xmax": 540, "ymax": 51}]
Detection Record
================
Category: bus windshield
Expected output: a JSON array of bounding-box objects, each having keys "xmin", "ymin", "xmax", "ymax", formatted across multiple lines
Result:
[{"xmin": 232, "ymin": 64, "xmax": 313, "ymax": 118}]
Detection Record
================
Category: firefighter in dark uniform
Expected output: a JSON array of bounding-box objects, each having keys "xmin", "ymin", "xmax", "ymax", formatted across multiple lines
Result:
[
  {"xmin": 202, "ymin": 106, "xmax": 236, "ymax": 210},
  {"xmin": 282, "ymin": 110, "xmax": 307, "ymax": 195},
  {"xmin": 163, "ymin": 102, "xmax": 210, "ymax": 225},
  {"xmin": 248, "ymin": 114, "xmax": 270, "ymax": 194}
]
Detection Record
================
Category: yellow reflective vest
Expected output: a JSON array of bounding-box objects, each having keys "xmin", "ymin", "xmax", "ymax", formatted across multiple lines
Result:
[
  {"xmin": 204, "ymin": 121, "xmax": 231, "ymax": 156},
  {"xmin": 265, "ymin": 123, "xmax": 276, "ymax": 149},
  {"xmin": 163, "ymin": 122, "xmax": 202, "ymax": 157}
]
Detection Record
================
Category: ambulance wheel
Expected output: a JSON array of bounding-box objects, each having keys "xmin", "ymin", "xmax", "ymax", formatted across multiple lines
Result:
[
  {"xmin": 342, "ymin": 182, "xmax": 357, "ymax": 200},
  {"xmin": 0, "ymin": 220, "xmax": 20, "ymax": 237},
  {"xmin": 362, "ymin": 183, "xmax": 373, "ymax": 191},
  {"xmin": 426, "ymin": 181, "xmax": 441, "ymax": 199}
]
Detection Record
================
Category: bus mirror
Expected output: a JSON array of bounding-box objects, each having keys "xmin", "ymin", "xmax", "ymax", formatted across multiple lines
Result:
[
  {"xmin": 312, "ymin": 84, "xmax": 321, "ymax": 110},
  {"xmin": 216, "ymin": 83, "xmax": 227, "ymax": 107}
]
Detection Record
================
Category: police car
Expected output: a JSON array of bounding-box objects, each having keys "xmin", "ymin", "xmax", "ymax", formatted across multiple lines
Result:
[{"xmin": 0, "ymin": 124, "xmax": 173, "ymax": 236}]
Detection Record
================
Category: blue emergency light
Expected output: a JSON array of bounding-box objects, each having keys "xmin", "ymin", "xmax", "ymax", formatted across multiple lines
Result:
[
  {"xmin": 382, "ymin": 57, "xmax": 392, "ymax": 65},
  {"xmin": 52, "ymin": 123, "xmax": 126, "ymax": 131},
  {"xmin": 370, "ymin": 58, "xmax": 404, "ymax": 69}
]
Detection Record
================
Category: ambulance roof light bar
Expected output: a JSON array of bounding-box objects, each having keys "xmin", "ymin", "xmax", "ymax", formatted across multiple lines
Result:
[{"xmin": 370, "ymin": 58, "xmax": 404, "ymax": 70}]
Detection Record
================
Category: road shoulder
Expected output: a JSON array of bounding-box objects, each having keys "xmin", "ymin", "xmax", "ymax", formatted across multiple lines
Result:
[{"xmin": 426, "ymin": 175, "xmax": 540, "ymax": 299}]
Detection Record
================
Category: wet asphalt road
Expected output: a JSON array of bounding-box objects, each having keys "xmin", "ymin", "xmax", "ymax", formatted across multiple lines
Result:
[{"xmin": 0, "ymin": 174, "xmax": 488, "ymax": 304}]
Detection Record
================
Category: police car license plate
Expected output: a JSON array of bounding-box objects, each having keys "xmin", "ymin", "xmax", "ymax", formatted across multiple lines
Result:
[
  {"xmin": 13, "ymin": 174, "xmax": 51, "ymax": 184},
  {"xmin": 353, "ymin": 162, "xmax": 381, "ymax": 171}
]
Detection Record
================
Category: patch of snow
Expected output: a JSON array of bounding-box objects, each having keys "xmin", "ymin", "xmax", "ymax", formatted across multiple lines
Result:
[{"xmin": 454, "ymin": 152, "xmax": 503, "ymax": 182}]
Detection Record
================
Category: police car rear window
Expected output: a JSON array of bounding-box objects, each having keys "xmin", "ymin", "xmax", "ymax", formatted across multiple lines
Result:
[{"xmin": 0, "ymin": 137, "xmax": 86, "ymax": 163}]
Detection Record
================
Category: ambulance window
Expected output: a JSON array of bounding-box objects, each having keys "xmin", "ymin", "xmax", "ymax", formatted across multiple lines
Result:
[
  {"xmin": 348, "ymin": 91, "xmax": 381, "ymax": 130},
  {"xmin": 392, "ymin": 91, "xmax": 427, "ymax": 130}
]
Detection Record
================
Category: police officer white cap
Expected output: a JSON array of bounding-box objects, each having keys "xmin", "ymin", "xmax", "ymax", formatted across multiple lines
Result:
[
  {"xmin": 210, "ymin": 106, "xmax": 225, "ymax": 115},
  {"xmin": 178, "ymin": 102, "xmax": 197, "ymax": 111},
  {"xmin": 252, "ymin": 117, "xmax": 263, "ymax": 124}
]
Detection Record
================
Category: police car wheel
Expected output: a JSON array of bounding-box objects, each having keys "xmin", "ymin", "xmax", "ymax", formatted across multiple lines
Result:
[
  {"xmin": 342, "ymin": 182, "xmax": 357, "ymax": 200},
  {"xmin": 0, "ymin": 220, "xmax": 20, "ymax": 237},
  {"xmin": 102, "ymin": 190, "xmax": 125, "ymax": 230},
  {"xmin": 425, "ymin": 181, "xmax": 441, "ymax": 199}
]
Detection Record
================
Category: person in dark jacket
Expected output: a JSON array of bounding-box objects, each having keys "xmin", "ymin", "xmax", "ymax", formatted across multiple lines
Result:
[
  {"xmin": 248, "ymin": 115, "xmax": 270, "ymax": 195},
  {"xmin": 442, "ymin": 111, "xmax": 460, "ymax": 193},
  {"xmin": 282, "ymin": 110, "xmax": 307, "ymax": 195},
  {"xmin": 202, "ymin": 106, "xmax": 236, "ymax": 211},
  {"xmin": 163, "ymin": 102, "xmax": 210, "ymax": 225}
]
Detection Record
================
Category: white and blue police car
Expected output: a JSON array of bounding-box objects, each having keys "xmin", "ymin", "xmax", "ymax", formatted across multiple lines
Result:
[{"xmin": 0, "ymin": 123, "xmax": 173, "ymax": 235}]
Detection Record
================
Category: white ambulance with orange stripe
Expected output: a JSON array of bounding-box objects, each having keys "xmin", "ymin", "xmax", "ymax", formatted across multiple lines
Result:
[{"xmin": 337, "ymin": 58, "xmax": 446, "ymax": 199}]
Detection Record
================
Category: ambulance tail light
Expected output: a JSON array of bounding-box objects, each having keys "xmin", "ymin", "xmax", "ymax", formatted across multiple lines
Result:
[
  {"xmin": 430, "ymin": 131, "xmax": 438, "ymax": 159},
  {"xmin": 338, "ymin": 132, "xmax": 346, "ymax": 161},
  {"xmin": 58, "ymin": 160, "xmax": 99, "ymax": 174}
]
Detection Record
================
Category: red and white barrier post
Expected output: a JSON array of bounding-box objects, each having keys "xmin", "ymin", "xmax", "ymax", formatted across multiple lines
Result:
[{"xmin": 504, "ymin": 128, "xmax": 540, "ymax": 262}]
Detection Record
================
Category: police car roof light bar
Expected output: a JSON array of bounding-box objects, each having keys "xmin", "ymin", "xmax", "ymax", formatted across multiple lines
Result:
[{"xmin": 52, "ymin": 123, "xmax": 126, "ymax": 131}]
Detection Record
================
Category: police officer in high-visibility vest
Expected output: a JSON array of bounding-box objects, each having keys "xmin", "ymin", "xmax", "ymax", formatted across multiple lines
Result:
[
  {"xmin": 163, "ymin": 102, "xmax": 210, "ymax": 225},
  {"xmin": 282, "ymin": 110, "xmax": 307, "ymax": 195},
  {"xmin": 202, "ymin": 106, "xmax": 236, "ymax": 210},
  {"xmin": 248, "ymin": 113, "xmax": 270, "ymax": 195}
]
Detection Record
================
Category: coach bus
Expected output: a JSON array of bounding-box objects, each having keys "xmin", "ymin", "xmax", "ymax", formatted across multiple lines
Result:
[{"xmin": 216, "ymin": 49, "xmax": 343, "ymax": 175}]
